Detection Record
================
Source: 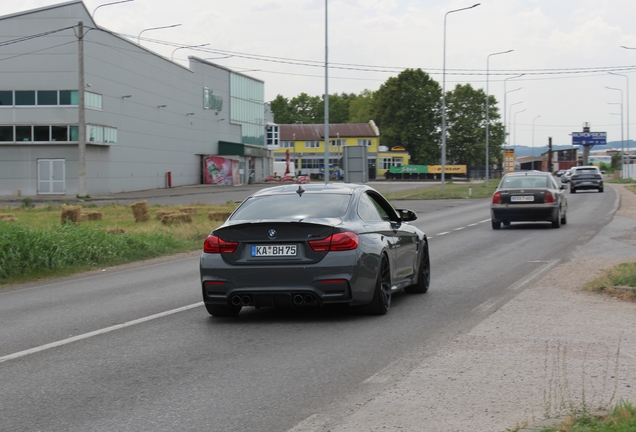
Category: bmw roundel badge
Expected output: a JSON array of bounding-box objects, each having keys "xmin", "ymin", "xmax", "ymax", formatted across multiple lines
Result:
[{"xmin": 268, "ymin": 229, "xmax": 277, "ymax": 239}]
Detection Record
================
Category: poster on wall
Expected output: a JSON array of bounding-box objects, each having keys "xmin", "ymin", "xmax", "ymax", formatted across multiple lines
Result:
[{"xmin": 203, "ymin": 156, "xmax": 238, "ymax": 185}]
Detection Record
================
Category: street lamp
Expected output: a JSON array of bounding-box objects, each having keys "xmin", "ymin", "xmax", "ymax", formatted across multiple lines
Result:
[
  {"xmin": 507, "ymin": 101, "xmax": 523, "ymax": 147},
  {"xmin": 607, "ymin": 85, "xmax": 625, "ymax": 177},
  {"xmin": 532, "ymin": 115, "xmax": 541, "ymax": 162},
  {"xmin": 441, "ymin": 3, "xmax": 480, "ymax": 193},
  {"xmin": 485, "ymin": 49, "xmax": 513, "ymax": 185},
  {"xmin": 503, "ymin": 74, "xmax": 524, "ymax": 148},
  {"xmin": 92, "ymin": 0, "xmax": 133, "ymax": 17},
  {"xmin": 512, "ymin": 108, "xmax": 526, "ymax": 151},
  {"xmin": 171, "ymin": 43, "xmax": 210, "ymax": 61},
  {"xmin": 138, "ymin": 24, "xmax": 181, "ymax": 45},
  {"xmin": 609, "ymin": 72, "xmax": 630, "ymax": 161}
]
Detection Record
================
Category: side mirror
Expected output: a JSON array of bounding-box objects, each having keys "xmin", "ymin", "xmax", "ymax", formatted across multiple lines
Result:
[
  {"xmin": 560, "ymin": 184, "xmax": 567, "ymax": 190},
  {"xmin": 397, "ymin": 209, "xmax": 417, "ymax": 222}
]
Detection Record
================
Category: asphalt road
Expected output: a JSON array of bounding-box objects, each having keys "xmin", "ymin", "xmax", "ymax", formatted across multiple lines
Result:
[{"xmin": 0, "ymin": 186, "xmax": 618, "ymax": 432}]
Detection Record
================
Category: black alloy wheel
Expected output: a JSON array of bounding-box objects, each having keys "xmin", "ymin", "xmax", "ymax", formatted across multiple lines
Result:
[
  {"xmin": 405, "ymin": 243, "xmax": 430, "ymax": 294},
  {"xmin": 366, "ymin": 255, "xmax": 392, "ymax": 315}
]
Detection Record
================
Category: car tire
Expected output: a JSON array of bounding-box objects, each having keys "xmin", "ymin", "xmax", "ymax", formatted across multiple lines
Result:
[
  {"xmin": 561, "ymin": 210, "xmax": 567, "ymax": 225},
  {"xmin": 570, "ymin": 187, "xmax": 576, "ymax": 193},
  {"xmin": 405, "ymin": 243, "xmax": 430, "ymax": 294},
  {"xmin": 599, "ymin": 186, "xmax": 604, "ymax": 193},
  {"xmin": 552, "ymin": 209, "xmax": 562, "ymax": 228},
  {"xmin": 492, "ymin": 219, "xmax": 501, "ymax": 230},
  {"xmin": 365, "ymin": 254, "xmax": 391, "ymax": 315},
  {"xmin": 205, "ymin": 303, "xmax": 242, "ymax": 317}
]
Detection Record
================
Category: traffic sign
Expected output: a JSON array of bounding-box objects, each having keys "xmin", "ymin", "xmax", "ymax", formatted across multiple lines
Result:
[{"xmin": 571, "ymin": 132, "xmax": 606, "ymax": 146}]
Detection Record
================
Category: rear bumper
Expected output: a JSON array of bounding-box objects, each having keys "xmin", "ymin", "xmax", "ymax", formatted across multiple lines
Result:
[
  {"xmin": 571, "ymin": 180, "xmax": 603, "ymax": 190},
  {"xmin": 491, "ymin": 204, "xmax": 559, "ymax": 223},
  {"xmin": 200, "ymin": 249, "xmax": 377, "ymax": 307}
]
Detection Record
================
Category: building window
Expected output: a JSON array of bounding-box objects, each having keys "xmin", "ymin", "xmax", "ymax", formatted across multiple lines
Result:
[
  {"xmin": 305, "ymin": 141, "xmax": 320, "ymax": 149},
  {"xmin": 104, "ymin": 127, "xmax": 117, "ymax": 143},
  {"xmin": 0, "ymin": 91, "xmax": 13, "ymax": 106},
  {"xmin": 16, "ymin": 125, "xmax": 32, "ymax": 141},
  {"xmin": 37, "ymin": 91, "xmax": 58, "ymax": 105},
  {"xmin": 280, "ymin": 141, "xmax": 294, "ymax": 148},
  {"xmin": 85, "ymin": 92, "xmax": 103, "ymax": 110},
  {"xmin": 266, "ymin": 124, "xmax": 279, "ymax": 147},
  {"xmin": 87, "ymin": 125, "xmax": 117, "ymax": 143},
  {"xmin": 330, "ymin": 139, "xmax": 346, "ymax": 146},
  {"xmin": 70, "ymin": 126, "xmax": 79, "ymax": 141},
  {"xmin": 380, "ymin": 157, "xmax": 403, "ymax": 170},
  {"xmin": 34, "ymin": 126, "xmax": 50, "ymax": 141},
  {"xmin": 358, "ymin": 139, "xmax": 372, "ymax": 146},
  {"xmin": 0, "ymin": 125, "xmax": 13, "ymax": 141},
  {"xmin": 60, "ymin": 90, "xmax": 78, "ymax": 105},
  {"xmin": 15, "ymin": 91, "xmax": 35, "ymax": 106},
  {"xmin": 51, "ymin": 126, "xmax": 68, "ymax": 141}
]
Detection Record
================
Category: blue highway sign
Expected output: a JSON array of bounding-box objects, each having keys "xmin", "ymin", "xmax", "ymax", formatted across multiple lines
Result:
[{"xmin": 571, "ymin": 132, "xmax": 607, "ymax": 146}]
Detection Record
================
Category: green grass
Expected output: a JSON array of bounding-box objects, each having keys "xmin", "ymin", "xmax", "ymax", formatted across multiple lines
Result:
[
  {"xmin": 541, "ymin": 400, "xmax": 636, "ymax": 432},
  {"xmin": 383, "ymin": 181, "xmax": 498, "ymax": 200},
  {"xmin": 583, "ymin": 262, "xmax": 636, "ymax": 302},
  {"xmin": 0, "ymin": 201, "xmax": 236, "ymax": 286}
]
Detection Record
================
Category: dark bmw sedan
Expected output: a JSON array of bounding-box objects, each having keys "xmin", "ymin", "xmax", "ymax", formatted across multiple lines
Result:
[
  {"xmin": 200, "ymin": 183, "xmax": 430, "ymax": 317},
  {"xmin": 491, "ymin": 171, "xmax": 568, "ymax": 229}
]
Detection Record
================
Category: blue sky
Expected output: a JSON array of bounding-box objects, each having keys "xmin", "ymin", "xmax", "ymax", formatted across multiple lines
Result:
[{"xmin": 2, "ymin": 0, "xmax": 636, "ymax": 149}]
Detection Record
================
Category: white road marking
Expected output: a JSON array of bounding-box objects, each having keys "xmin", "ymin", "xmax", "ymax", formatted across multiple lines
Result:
[
  {"xmin": 454, "ymin": 227, "xmax": 465, "ymax": 231},
  {"xmin": 507, "ymin": 260, "xmax": 559, "ymax": 291},
  {"xmin": 437, "ymin": 232, "xmax": 450, "ymax": 236},
  {"xmin": 0, "ymin": 302, "xmax": 203, "ymax": 364}
]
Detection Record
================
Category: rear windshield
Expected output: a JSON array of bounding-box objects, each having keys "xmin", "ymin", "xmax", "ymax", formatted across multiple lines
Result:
[
  {"xmin": 501, "ymin": 175, "xmax": 550, "ymax": 189},
  {"xmin": 575, "ymin": 168, "xmax": 599, "ymax": 174},
  {"xmin": 230, "ymin": 193, "xmax": 352, "ymax": 220}
]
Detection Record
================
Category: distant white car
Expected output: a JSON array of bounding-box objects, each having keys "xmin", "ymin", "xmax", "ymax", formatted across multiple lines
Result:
[{"xmin": 561, "ymin": 169, "xmax": 573, "ymax": 183}]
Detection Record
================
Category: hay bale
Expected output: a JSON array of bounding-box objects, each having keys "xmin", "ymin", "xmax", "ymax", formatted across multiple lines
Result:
[
  {"xmin": 79, "ymin": 214, "xmax": 88, "ymax": 222},
  {"xmin": 179, "ymin": 207, "xmax": 198, "ymax": 215},
  {"xmin": 155, "ymin": 209, "xmax": 173, "ymax": 220},
  {"xmin": 0, "ymin": 214, "xmax": 17, "ymax": 223},
  {"xmin": 61, "ymin": 205, "xmax": 81, "ymax": 225},
  {"xmin": 161, "ymin": 213, "xmax": 192, "ymax": 225},
  {"xmin": 83, "ymin": 211, "xmax": 103, "ymax": 221},
  {"xmin": 130, "ymin": 201, "xmax": 150, "ymax": 223},
  {"xmin": 106, "ymin": 227, "xmax": 125, "ymax": 234},
  {"xmin": 208, "ymin": 211, "xmax": 232, "ymax": 221}
]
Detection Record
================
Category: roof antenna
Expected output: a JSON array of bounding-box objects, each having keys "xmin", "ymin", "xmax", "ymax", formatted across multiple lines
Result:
[{"xmin": 296, "ymin": 185, "xmax": 305, "ymax": 196}]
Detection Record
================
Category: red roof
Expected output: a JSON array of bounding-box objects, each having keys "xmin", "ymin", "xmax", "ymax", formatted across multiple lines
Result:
[{"xmin": 279, "ymin": 123, "xmax": 379, "ymax": 141}]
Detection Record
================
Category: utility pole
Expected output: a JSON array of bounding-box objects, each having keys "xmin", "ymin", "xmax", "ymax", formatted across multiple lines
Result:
[
  {"xmin": 547, "ymin": 137, "xmax": 553, "ymax": 173},
  {"xmin": 78, "ymin": 21, "xmax": 87, "ymax": 197}
]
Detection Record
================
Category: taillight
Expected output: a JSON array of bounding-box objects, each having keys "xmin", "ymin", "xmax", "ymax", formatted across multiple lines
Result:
[
  {"xmin": 308, "ymin": 232, "xmax": 359, "ymax": 252},
  {"xmin": 544, "ymin": 191, "xmax": 555, "ymax": 203},
  {"xmin": 203, "ymin": 235, "xmax": 238, "ymax": 254},
  {"xmin": 492, "ymin": 192, "xmax": 502, "ymax": 205}
]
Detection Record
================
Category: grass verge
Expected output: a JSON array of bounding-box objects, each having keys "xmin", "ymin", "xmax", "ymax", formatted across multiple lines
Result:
[
  {"xmin": 540, "ymin": 399, "xmax": 636, "ymax": 431},
  {"xmin": 582, "ymin": 262, "xmax": 636, "ymax": 302},
  {"xmin": 0, "ymin": 201, "xmax": 236, "ymax": 286},
  {"xmin": 383, "ymin": 181, "xmax": 498, "ymax": 200}
]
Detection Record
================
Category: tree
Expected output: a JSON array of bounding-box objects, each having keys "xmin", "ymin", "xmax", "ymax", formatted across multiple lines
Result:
[
  {"xmin": 371, "ymin": 69, "xmax": 442, "ymax": 164},
  {"xmin": 269, "ymin": 95, "xmax": 294, "ymax": 124},
  {"xmin": 445, "ymin": 83, "xmax": 504, "ymax": 169},
  {"xmin": 348, "ymin": 89, "xmax": 376, "ymax": 123}
]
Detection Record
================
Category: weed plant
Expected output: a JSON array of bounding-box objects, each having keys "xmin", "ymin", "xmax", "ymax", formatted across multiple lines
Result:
[{"xmin": 542, "ymin": 399, "xmax": 636, "ymax": 431}]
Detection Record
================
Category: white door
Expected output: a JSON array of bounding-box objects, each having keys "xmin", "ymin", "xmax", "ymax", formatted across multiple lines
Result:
[{"xmin": 37, "ymin": 159, "xmax": 65, "ymax": 195}]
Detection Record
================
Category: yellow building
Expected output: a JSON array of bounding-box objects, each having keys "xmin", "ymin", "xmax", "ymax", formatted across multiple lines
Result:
[{"xmin": 274, "ymin": 121, "xmax": 385, "ymax": 179}]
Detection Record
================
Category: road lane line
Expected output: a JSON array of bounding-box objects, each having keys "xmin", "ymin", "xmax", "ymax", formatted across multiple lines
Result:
[
  {"xmin": 454, "ymin": 227, "xmax": 465, "ymax": 231},
  {"xmin": 0, "ymin": 302, "xmax": 203, "ymax": 364},
  {"xmin": 437, "ymin": 232, "xmax": 450, "ymax": 236},
  {"xmin": 507, "ymin": 260, "xmax": 559, "ymax": 291}
]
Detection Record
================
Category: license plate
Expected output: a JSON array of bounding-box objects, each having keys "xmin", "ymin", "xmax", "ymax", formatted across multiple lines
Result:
[
  {"xmin": 251, "ymin": 245, "xmax": 297, "ymax": 257},
  {"xmin": 511, "ymin": 195, "xmax": 534, "ymax": 202}
]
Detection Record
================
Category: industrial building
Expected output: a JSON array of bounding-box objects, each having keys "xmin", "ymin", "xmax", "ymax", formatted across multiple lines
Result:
[{"xmin": 0, "ymin": 1, "xmax": 272, "ymax": 196}]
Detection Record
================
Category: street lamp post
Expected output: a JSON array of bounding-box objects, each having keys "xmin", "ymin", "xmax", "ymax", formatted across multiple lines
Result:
[
  {"xmin": 609, "ymin": 72, "xmax": 630, "ymax": 166},
  {"xmin": 532, "ymin": 115, "xmax": 541, "ymax": 163},
  {"xmin": 171, "ymin": 43, "xmax": 210, "ymax": 61},
  {"xmin": 485, "ymin": 49, "xmax": 513, "ymax": 185},
  {"xmin": 507, "ymin": 101, "xmax": 523, "ymax": 144},
  {"xmin": 441, "ymin": 3, "xmax": 480, "ymax": 193},
  {"xmin": 92, "ymin": 0, "xmax": 134, "ymax": 17},
  {"xmin": 607, "ymin": 85, "xmax": 625, "ymax": 177},
  {"xmin": 138, "ymin": 24, "xmax": 181, "ymax": 45},
  {"xmin": 504, "ymin": 74, "xmax": 525, "ymax": 147},
  {"xmin": 512, "ymin": 108, "xmax": 526, "ymax": 152}
]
